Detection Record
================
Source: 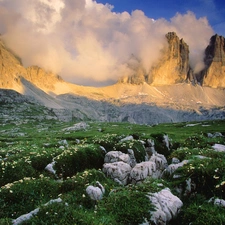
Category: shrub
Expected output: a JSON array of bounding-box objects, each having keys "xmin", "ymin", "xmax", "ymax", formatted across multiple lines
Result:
[
  {"xmin": 150, "ymin": 133, "xmax": 172, "ymax": 157},
  {"xmin": 98, "ymin": 185, "xmax": 154, "ymax": 224},
  {"xmin": 0, "ymin": 159, "xmax": 37, "ymax": 186},
  {"xmin": 92, "ymin": 133, "xmax": 121, "ymax": 151},
  {"xmin": 54, "ymin": 144, "xmax": 105, "ymax": 178},
  {"xmin": 0, "ymin": 176, "xmax": 60, "ymax": 219},
  {"xmin": 176, "ymin": 197, "xmax": 225, "ymax": 225},
  {"xmin": 174, "ymin": 157, "xmax": 225, "ymax": 199}
]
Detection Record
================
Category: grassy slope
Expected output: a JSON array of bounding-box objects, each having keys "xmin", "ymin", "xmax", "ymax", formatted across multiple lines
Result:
[{"xmin": 0, "ymin": 116, "xmax": 225, "ymax": 224}]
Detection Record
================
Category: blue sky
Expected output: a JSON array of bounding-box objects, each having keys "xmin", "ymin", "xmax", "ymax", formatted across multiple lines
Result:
[{"xmin": 96, "ymin": 0, "xmax": 225, "ymax": 36}]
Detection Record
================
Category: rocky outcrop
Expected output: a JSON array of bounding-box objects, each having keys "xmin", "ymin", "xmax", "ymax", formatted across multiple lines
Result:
[
  {"xmin": 146, "ymin": 188, "xmax": 183, "ymax": 225},
  {"xmin": 0, "ymin": 39, "xmax": 26, "ymax": 90},
  {"xmin": 119, "ymin": 32, "xmax": 191, "ymax": 85},
  {"xmin": 198, "ymin": 34, "xmax": 225, "ymax": 88},
  {"xmin": 149, "ymin": 32, "xmax": 190, "ymax": 85},
  {"xmin": 0, "ymin": 37, "xmax": 62, "ymax": 92},
  {"xmin": 120, "ymin": 33, "xmax": 225, "ymax": 88}
]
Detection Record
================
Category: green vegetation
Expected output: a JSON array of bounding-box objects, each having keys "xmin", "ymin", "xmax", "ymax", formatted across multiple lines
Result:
[{"xmin": 0, "ymin": 117, "xmax": 225, "ymax": 224}]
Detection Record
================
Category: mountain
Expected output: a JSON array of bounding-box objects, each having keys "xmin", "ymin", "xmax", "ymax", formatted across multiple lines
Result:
[
  {"xmin": 198, "ymin": 34, "xmax": 225, "ymax": 88},
  {"xmin": 0, "ymin": 33, "xmax": 225, "ymax": 124},
  {"xmin": 120, "ymin": 32, "xmax": 225, "ymax": 87},
  {"xmin": 119, "ymin": 32, "xmax": 190, "ymax": 85}
]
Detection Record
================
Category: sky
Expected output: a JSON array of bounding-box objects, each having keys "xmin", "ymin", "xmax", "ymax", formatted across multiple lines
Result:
[
  {"xmin": 96, "ymin": 0, "xmax": 225, "ymax": 36},
  {"xmin": 0, "ymin": 0, "xmax": 224, "ymax": 86}
]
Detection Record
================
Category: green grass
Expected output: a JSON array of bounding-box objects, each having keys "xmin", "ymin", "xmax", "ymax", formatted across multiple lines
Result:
[{"xmin": 0, "ymin": 118, "xmax": 225, "ymax": 224}]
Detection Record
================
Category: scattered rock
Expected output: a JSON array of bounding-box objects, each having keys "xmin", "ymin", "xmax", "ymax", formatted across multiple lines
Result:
[
  {"xmin": 146, "ymin": 188, "xmax": 183, "ymax": 225},
  {"xmin": 102, "ymin": 161, "xmax": 132, "ymax": 185},
  {"xmin": 86, "ymin": 181, "xmax": 105, "ymax": 201},
  {"xmin": 162, "ymin": 160, "xmax": 189, "ymax": 177},
  {"xmin": 120, "ymin": 135, "xmax": 134, "ymax": 142},
  {"xmin": 130, "ymin": 161, "xmax": 157, "ymax": 184},
  {"xmin": 62, "ymin": 122, "xmax": 89, "ymax": 131},
  {"xmin": 207, "ymin": 132, "xmax": 223, "ymax": 138},
  {"xmin": 104, "ymin": 150, "xmax": 136, "ymax": 167},
  {"xmin": 12, "ymin": 198, "xmax": 63, "ymax": 225},
  {"xmin": 212, "ymin": 144, "xmax": 225, "ymax": 152}
]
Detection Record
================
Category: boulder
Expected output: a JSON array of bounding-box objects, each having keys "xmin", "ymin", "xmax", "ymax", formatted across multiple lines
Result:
[
  {"xmin": 104, "ymin": 150, "xmax": 136, "ymax": 168},
  {"xmin": 102, "ymin": 161, "xmax": 132, "ymax": 185},
  {"xmin": 149, "ymin": 153, "xmax": 168, "ymax": 175},
  {"xmin": 162, "ymin": 160, "xmax": 189, "ymax": 177},
  {"xmin": 129, "ymin": 161, "xmax": 157, "ymax": 184},
  {"xmin": 212, "ymin": 144, "xmax": 225, "ymax": 152},
  {"xmin": 146, "ymin": 188, "xmax": 183, "ymax": 225}
]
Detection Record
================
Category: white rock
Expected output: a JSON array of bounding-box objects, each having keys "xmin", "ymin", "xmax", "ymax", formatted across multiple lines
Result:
[
  {"xmin": 147, "ymin": 188, "xmax": 183, "ymax": 225},
  {"xmin": 12, "ymin": 208, "xmax": 40, "ymax": 225},
  {"xmin": 58, "ymin": 139, "xmax": 68, "ymax": 146},
  {"xmin": 100, "ymin": 145, "xmax": 107, "ymax": 153},
  {"xmin": 45, "ymin": 161, "xmax": 57, "ymax": 177},
  {"xmin": 104, "ymin": 150, "xmax": 136, "ymax": 167},
  {"xmin": 163, "ymin": 134, "xmax": 170, "ymax": 150},
  {"xmin": 120, "ymin": 135, "xmax": 134, "ymax": 142},
  {"xmin": 102, "ymin": 161, "xmax": 132, "ymax": 185},
  {"xmin": 149, "ymin": 153, "xmax": 168, "ymax": 171},
  {"xmin": 86, "ymin": 181, "xmax": 105, "ymax": 201},
  {"xmin": 12, "ymin": 198, "xmax": 62, "ymax": 225},
  {"xmin": 171, "ymin": 157, "xmax": 180, "ymax": 164},
  {"xmin": 162, "ymin": 160, "xmax": 189, "ymax": 177},
  {"xmin": 130, "ymin": 161, "xmax": 157, "ymax": 184},
  {"xmin": 212, "ymin": 144, "xmax": 225, "ymax": 152},
  {"xmin": 214, "ymin": 198, "xmax": 225, "ymax": 208},
  {"xmin": 62, "ymin": 122, "xmax": 89, "ymax": 131}
]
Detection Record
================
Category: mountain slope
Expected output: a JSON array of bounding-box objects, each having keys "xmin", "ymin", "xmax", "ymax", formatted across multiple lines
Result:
[{"xmin": 0, "ymin": 33, "xmax": 225, "ymax": 124}]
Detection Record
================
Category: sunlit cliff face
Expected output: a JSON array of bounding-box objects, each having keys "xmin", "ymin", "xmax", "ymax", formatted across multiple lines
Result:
[{"xmin": 0, "ymin": 0, "xmax": 214, "ymax": 86}]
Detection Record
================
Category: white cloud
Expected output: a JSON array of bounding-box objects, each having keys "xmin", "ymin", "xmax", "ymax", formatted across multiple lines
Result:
[{"xmin": 0, "ymin": 0, "xmax": 214, "ymax": 85}]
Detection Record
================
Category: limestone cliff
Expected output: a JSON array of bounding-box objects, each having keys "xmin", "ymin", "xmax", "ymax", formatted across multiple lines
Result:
[
  {"xmin": 0, "ymin": 38, "xmax": 62, "ymax": 93},
  {"xmin": 119, "ymin": 32, "xmax": 191, "ymax": 85},
  {"xmin": 149, "ymin": 32, "xmax": 190, "ymax": 85},
  {"xmin": 198, "ymin": 34, "xmax": 225, "ymax": 88},
  {"xmin": 0, "ymin": 39, "xmax": 26, "ymax": 90}
]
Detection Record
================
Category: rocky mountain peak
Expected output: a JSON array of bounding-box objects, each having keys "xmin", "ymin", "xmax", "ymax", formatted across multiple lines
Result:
[
  {"xmin": 119, "ymin": 32, "xmax": 191, "ymax": 85},
  {"xmin": 150, "ymin": 31, "xmax": 190, "ymax": 85},
  {"xmin": 198, "ymin": 34, "xmax": 225, "ymax": 88},
  {"xmin": 0, "ymin": 37, "xmax": 63, "ymax": 93},
  {"xmin": 205, "ymin": 34, "xmax": 225, "ymax": 65}
]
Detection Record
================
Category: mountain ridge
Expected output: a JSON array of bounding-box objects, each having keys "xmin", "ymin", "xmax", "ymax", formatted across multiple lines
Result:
[{"xmin": 0, "ymin": 32, "xmax": 225, "ymax": 124}]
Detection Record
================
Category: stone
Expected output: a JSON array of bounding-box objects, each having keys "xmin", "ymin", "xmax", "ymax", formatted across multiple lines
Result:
[
  {"xmin": 62, "ymin": 122, "xmax": 89, "ymax": 131},
  {"xmin": 86, "ymin": 181, "xmax": 105, "ymax": 201},
  {"xmin": 102, "ymin": 161, "xmax": 132, "ymax": 185},
  {"xmin": 149, "ymin": 153, "xmax": 168, "ymax": 172},
  {"xmin": 212, "ymin": 144, "xmax": 225, "ymax": 152},
  {"xmin": 147, "ymin": 188, "xmax": 183, "ymax": 225},
  {"xmin": 129, "ymin": 161, "xmax": 157, "ymax": 184},
  {"xmin": 12, "ymin": 198, "xmax": 62, "ymax": 225},
  {"xmin": 162, "ymin": 160, "xmax": 189, "ymax": 177},
  {"xmin": 104, "ymin": 150, "xmax": 136, "ymax": 168},
  {"xmin": 214, "ymin": 198, "xmax": 225, "ymax": 208},
  {"xmin": 119, "ymin": 135, "xmax": 134, "ymax": 142}
]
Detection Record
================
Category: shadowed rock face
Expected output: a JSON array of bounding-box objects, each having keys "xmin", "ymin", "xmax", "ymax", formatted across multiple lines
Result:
[{"xmin": 198, "ymin": 34, "xmax": 225, "ymax": 88}]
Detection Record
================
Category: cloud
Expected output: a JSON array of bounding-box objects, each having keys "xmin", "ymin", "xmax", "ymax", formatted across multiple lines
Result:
[{"xmin": 0, "ymin": 0, "xmax": 214, "ymax": 85}]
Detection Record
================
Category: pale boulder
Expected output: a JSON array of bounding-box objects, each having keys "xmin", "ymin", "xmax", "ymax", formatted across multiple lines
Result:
[{"xmin": 102, "ymin": 161, "xmax": 132, "ymax": 185}]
